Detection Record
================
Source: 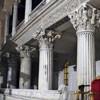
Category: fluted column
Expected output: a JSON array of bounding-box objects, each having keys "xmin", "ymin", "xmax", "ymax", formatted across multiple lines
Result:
[
  {"xmin": 33, "ymin": 29, "xmax": 60, "ymax": 90},
  {"xmin": 69, "ymin": 4, "xmax": 100, "ymax": 92},
  {"xmin": 39, "ymin": 39, "xmax": 53, "ymax": 90},
  {"xmin": 16, "ymin": 45, "xmax": 31, "ymax": 89},
  {"xmin": 3, "ymin": 10, "xmax": 10, "ymax": 44},
  {"xmin": 25, "ymin": 0, "xmax": 32, "ymax": 23},
  {"xmin": 12, "ymin": 2, "xmax": 18, "ymax": 36}
]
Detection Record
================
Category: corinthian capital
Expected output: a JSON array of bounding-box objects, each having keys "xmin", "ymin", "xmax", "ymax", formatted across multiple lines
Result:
[
  {"xmin": 33, "ymin": 28, "xmax": 61, "ymax": 47},
  {"xmin": 11, "ymin": 0, "xmax": 21, "ymax": 5},
  {"xmin": 16, "ymin": 45, "xmax": 35, "ymax": 58},
  {"xmin": 68, "ymin": 4, "xmax": 100, "ymax": 32}
]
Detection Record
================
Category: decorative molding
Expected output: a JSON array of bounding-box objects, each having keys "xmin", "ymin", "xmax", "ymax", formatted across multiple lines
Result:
[
  {"xmin": 68, "ymin": 4, "xmax": 100, "ymax": 33},
  {"xmin": 12, "ymin": 0, "xmax": 80, "ymax": 45},
  {"xmin": 43, "ymin": 0, "xmax": 80, "ymax": 28}
]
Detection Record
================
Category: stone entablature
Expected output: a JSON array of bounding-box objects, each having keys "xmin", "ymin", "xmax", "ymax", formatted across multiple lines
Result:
[{"xmin": 11, "ymin": 0, "xmax": 82, "ymax": 45}]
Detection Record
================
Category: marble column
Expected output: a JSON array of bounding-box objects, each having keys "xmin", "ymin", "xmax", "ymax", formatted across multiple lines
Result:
[
  {"xmin": 25, "ymin": 0, "xmax": 32, "ymax": 23},
  {"xmin": 3, "ymin": 10, "xmax": 10, "ymax": 44},
  {"xmin": 16, "ymin": 45, "xmax": 31, "ymax": 89},
  {"xmin": 69, "ymin": 4, "xmax": 100, "ymax": 92},
  {"xmin": 12, "ymin": 2, "xmax": 18, "ymax": 36},
  {"xmin": 33, "ymin": 29, "xmax": 60, "ymax": 90}
]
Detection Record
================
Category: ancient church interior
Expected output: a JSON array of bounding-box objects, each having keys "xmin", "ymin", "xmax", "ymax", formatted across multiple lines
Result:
[{"xmin": 0, "ymin": 0, "xmax": 100, "ymax": 100}]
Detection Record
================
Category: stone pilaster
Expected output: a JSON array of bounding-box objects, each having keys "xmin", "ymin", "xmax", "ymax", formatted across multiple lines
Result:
[
  {"xmin": 68, "ymin": 4, "xmax": 100, "ymax": 92},
  {"xmin": 16, "ymin": 45, "xmax": 32, "ymax": 89},
  {"xmin": 12, "ymin": 2, "xmax": 18, "ymax": 36},
  {"xmin": 25, "ymin": 0, "xmax": 32, "ymax": 23},
  {"xmin": 33, "ymin": 29, "xmax": 61, "ymax": 90}
]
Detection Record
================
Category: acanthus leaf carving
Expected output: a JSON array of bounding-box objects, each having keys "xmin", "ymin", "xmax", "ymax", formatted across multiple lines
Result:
[
  {"xmin": 68, "ymin": 4, "xmax": 100, "ymax": 33},
  {"xmin": 33, "ymin": 28, "xmax": 61, "ymax": 48}
]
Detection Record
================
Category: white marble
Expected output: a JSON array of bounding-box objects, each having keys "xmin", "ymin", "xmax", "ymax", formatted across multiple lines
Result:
[
  {"xmin": 16, "ymin": 45, "xmax": 31, "ymax": 89},
  {"xmin": 38, "ymin": 39, "xmax": 53, "ymax": 90},
  {"xmin": 58, "ymin": 71, "xmax": 64, "ymax": 87},
  {"xmin": 33, "ymin": 29, "xmax": 60, "ymax": 90},
  {"xmin": 68, "ymin": 4, "xmax": 98, "ymax": 92},
  {"xmin": 96, "ymin": 60, "xmax": 100, "ymax": 76},
  {"xmin": 25, "ymin": 0, "xmax": 32, "ymax": 23},
  {"xmin": 0, "ymin": 94, "xmax": 3, "ymax": 100},
  {"xmin": 4, "ymin": 89, "xmax": 60, "ymax": 100},
  {"xmin": 4, "ymin": 11, "xmax": 10, "ymax": 44},
  {"xmin": 46, "ymin": 0, "xmax": 51, "ymax": 3},
  {"xmin": 12, "ymin": 3, "xmax": 18, "ymax": 36},
  {"xmin": 68, "ymin": 65, "xmax": 77, "ymax": 91}
]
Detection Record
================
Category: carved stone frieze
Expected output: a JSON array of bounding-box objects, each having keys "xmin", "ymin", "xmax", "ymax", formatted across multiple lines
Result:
[
  {"xmin": 12, "ymin": 0, "xmax": 81, "ymax": 45},
  {"xmin": 68, "ymin": 4, "xmax": 100, "ymax": 33},
  {"xmin": 43, "ymin": 0, "xmax": 80, "ymax": 28}
]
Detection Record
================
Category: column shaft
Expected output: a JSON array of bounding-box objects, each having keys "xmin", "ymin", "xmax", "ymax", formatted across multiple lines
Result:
[
  {"xmin": 33, "ymin": 29, "xmax": 60, "ymax": 90},
  {"xmin": 38, "ymin": 42, "xmax": 53, "ymax": 90},
  {"xmin": 16, "ymin": 45, "xmax": 31, "ymax": 89},
  {"xmin": 68, "ymin": 5, "xmax": 99, "ymax": 93},
  {"xmin": 77, "ymin": 31, "xmax": 95, "ymax": 90},
  {"xmin": 12, "ymin": 3, "xmax": 18, "ymax": 36},
  {"xmin": 19, "ymin": 57, "xmax": 31, "ymax": 89},
  {"xmin": 25, "ymin": 0, "xmax": 32, "ymax": 23}
]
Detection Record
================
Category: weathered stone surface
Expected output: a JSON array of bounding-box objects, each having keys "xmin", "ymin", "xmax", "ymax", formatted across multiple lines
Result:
[
  {"xmin": 12, "ymin": 0, "xmax": 80, "ymax": 45},
  {"xmin": 4, "ymin": 89, "xmax": 60, "ymax": 100}
]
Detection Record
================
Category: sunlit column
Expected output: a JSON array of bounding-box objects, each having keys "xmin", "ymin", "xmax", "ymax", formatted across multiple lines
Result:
[
  {"xmin": 69, "ymin": 4, "xmax": 100, "ymax": 92},
  {"xmin": 33, "ymin": 29, "xmax": 60, "ymax": 90}
]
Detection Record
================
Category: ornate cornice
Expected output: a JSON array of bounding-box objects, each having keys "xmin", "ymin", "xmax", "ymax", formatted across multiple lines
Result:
[{"xmin": 68, "ymin": 4, "xmax": 100, "ymax": 33}]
